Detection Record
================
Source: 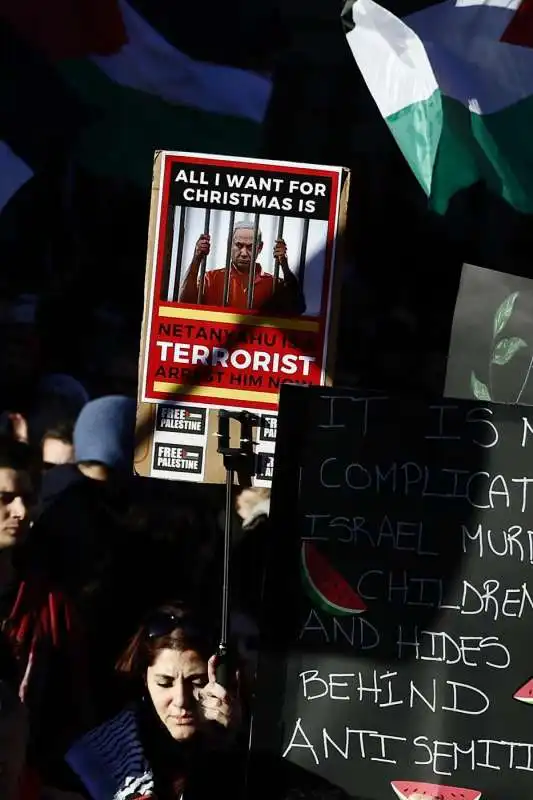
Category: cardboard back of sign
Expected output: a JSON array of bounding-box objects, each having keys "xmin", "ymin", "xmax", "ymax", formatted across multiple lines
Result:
[
  {"xmin": 134, "ymin": 150, "xmax": 350, "ymax": 484},
  {"xmin": 250, "ymin": 385, "xmax": 533, "ymax": 800}
]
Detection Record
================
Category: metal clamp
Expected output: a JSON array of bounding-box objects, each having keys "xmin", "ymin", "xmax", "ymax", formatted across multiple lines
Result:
[
  {"xmin": 215, "ymin": 408, "xmax": 260, "ymax": 688},
  {"xmin": 216, "ymin": 409, "xmax": 260, "ymax": 471}
]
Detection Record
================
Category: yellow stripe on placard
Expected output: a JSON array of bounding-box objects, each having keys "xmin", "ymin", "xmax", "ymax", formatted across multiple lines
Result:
[
  {"xmin": 153, "ymin": 382, "xmax": 277, "ymax": 404},
  {"xmin": 158, "ymin": 305, "xmax": 319, "ymax": 333}
]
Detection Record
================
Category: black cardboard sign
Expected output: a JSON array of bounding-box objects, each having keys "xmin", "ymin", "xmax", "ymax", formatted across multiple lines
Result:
[{"xmin": 251, "ymin": 385, "xmax": 533, "ymax": 800}]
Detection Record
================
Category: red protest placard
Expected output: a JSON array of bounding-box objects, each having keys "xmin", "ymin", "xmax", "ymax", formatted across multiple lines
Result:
[{"xmin": 139, "ymin": 151, "xmax": 348, "ymax": 413}]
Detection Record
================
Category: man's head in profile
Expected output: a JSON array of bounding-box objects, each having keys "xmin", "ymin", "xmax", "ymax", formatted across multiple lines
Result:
[{"xmin": 231, "ymin": 222, "xmax": 263, "ymax": 273}]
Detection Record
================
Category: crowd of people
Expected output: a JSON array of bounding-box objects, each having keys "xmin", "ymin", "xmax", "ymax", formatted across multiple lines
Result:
[
  {"xmin": 0, "ymin": 277, "xmax": 357, "ymax": 800},
  {"xmin": 0, "ymin": 297, "xmax": 276, "ymax": 799}
]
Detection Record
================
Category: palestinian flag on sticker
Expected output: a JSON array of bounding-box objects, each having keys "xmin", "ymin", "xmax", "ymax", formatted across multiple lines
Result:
[
  {"xmin": 184, "ymin": 411, "xmax": 203, "ymax": 420},
  {"xmin": 342, "ymin": 0, "xmax": 533, "ymax": 214},
  {"xmin": 0, "ymin": 0, "xmax": 271, "ymax": 213}
]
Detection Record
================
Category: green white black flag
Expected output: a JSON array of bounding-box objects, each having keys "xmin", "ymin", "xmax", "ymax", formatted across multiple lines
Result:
[{"xmin": 343, "ymin": 0, "xmax": 533, "ymax": 213}]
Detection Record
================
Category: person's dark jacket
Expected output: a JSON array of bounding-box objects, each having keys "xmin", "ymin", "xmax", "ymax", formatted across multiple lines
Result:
[
  {"xmin": 66, "ymin": 698, "xmax": 351, "ymax": 800},
  {"xmin": 3, "ymin": 567, "xmax": 91, "ymax": 784}
]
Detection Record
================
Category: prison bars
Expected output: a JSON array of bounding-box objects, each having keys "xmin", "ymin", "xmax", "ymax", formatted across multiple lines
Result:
[
  {"xmin": 272, "ymin": 216, "xmax": 309, "ymax": 296},
  {"xmin": 196, "ymin": 208, "xmax": 211, "ymax": 304},
  {"xmin": 272, "ymin": 215, "xmax": 285, "ymax": 293},
  {"xmin": 245, "ymin": 213, "xmax": 261, "ymax": 309},
  {"xmin": 167, "ymin": 206, "xmax": 187, "ymax": 302},
  {"xmin": 298, "ymin": 218, "xmax": 310, "ymax": 290},
  {"xmin": 222, "ymin": 209, "xmax": 236, "ymax": 307},
  {"xmin": 168, "ymin": 209, "xmax": 310, "ymax": 310}
]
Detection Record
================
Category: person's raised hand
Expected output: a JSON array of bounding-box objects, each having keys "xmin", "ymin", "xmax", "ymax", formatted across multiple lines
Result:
[
  {"xmin": 199, "ymin": 654, "xmax": 241, "ymax": 732},
  {"xmin": 273, "ymin": 238, "xmax": 287, "ymax": 263},
  {"xmin": 236, "ymin": 487, "xmax": 270, "ymax": 531},
  {"xmin": 194, "ymin": 234, "xmax": 211, "ymax": 261},
  {"xmin": 7, "ymin": 413, "xmax": 28, "ymax": 443}
]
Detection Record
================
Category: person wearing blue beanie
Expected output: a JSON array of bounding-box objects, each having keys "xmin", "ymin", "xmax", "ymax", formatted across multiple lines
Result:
[
  {"xmin": 30, "ymin": 397, "xmax": 139, "ymax": 735},
  {"xmin": 36, "ymin": 395, "xmax": 136, "ymax": 512},
  {"xmin": 74, "ymin": 396, "xmax": 137, "ymax": 481}
]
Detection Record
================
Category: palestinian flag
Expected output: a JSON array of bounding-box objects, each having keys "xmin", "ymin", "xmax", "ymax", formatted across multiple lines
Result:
[
  {"xmin": 0, "ymin": 0, "xmax": 271, "ymax": 210},
  {"xmin": 343, "ymin": 0, "xmax": 533, "ymax": 214}
]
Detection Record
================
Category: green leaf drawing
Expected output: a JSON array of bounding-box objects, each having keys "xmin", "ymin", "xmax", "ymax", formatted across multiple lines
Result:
[
  {"xmin": 493, "ymin": 291, "xmax": 519, "ymax": 339},
  {"xmin": 471, "ymin": 371, "xmax": 492, "ymax": 401},
  {"xmin": 491, "ymin": 336, "xmax": 527, "ymax": 366}
]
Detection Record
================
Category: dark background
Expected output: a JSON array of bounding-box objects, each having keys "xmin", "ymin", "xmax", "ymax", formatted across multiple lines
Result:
[{"xmin": 4, "ymin": 0, "xmax": 533, "ymax": 398}]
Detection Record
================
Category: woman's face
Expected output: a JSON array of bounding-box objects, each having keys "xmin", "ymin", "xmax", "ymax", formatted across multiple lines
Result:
[{"xmin": 146, "ymin": 648, "xmax": 209, "ymax": 741}]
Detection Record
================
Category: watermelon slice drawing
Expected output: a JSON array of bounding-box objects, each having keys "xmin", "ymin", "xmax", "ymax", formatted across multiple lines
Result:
[
  {"xmin": 514, "ymin": 677, "xmax": 533, "ymax": 704},
  {"xmin": 391, "ymin": 781, "xmax": 481, "ymax": 800},
  {"xmin": 301, "ymin": 541, "xmax": 366, "ymax": 615}
]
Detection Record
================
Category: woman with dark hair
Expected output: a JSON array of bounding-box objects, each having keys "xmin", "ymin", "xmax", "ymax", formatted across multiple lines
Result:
[
  {"xmin": 65, "ymin": 602, "xmax": 242, "ymax": 800},
  {"xmin": 66, "ymin": 602, "xmax": 355, "ymax": 800}
]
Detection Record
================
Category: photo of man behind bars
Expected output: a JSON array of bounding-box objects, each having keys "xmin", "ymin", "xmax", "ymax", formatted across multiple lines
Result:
[{"xmin": 161, "ymin": 208, "xmax": 329, "ymax": 317}]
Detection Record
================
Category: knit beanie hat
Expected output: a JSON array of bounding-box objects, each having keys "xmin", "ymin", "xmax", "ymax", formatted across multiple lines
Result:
[
  {"xmin": 74, "ymin": 396, "xmax": 136, "ymax": 472},
  {"xmin": 38, "ymin": 373, "xmax": 89, "ymax": 412}
]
